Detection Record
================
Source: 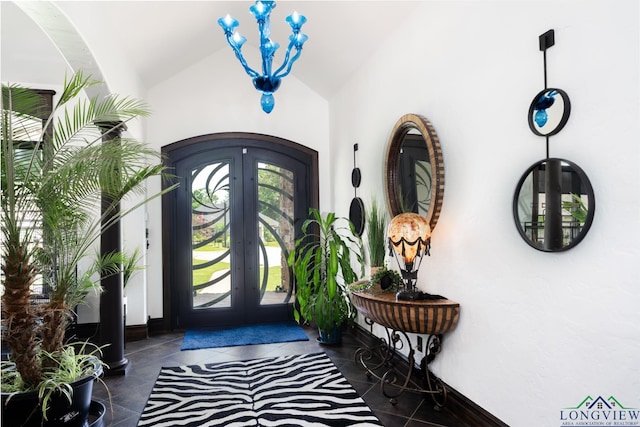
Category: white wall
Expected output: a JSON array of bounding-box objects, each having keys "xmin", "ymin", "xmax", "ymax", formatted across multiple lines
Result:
[
  {"xmin": 52, "ymin": 2, "xmax": 154, "ymax": 326},
  {"xmin": 331, "ymin": 1, "xmax": 640, "ymax": 425}
]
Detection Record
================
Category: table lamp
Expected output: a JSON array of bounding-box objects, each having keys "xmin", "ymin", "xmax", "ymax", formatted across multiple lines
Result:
[{"xmin": 388, "ymin": 213, "xmax": 431, "ymax": 301}]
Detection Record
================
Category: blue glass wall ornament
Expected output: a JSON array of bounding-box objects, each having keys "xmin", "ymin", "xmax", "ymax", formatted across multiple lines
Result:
[
  {"xmin": 528, "ymin": 88, "xmax": 571, "ymax": 136},
  {"xmin": 218, "ymin": 1, "xmax": 309, "ymax": 113},
  {"xmin": 533, "ymin": 90, "xmax": 557, "ymax": 127}
]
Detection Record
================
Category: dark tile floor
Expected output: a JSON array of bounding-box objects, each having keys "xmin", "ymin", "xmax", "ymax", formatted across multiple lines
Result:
[{"xmin": 92, "ymin": 326, "xmax": 469, "ymax": 427}]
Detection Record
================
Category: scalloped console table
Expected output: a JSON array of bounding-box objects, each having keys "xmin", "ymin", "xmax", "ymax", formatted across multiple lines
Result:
[{"xmin": 350, "ymin": 290, "xmax": 460, "ymax": 408}]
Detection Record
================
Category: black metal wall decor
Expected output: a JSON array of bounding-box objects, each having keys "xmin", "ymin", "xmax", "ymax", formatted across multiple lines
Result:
[
  {"xmin": 513, "ymin": 29, "xmax": 596, "ymax": 252},
  {"xmin": 349, "ymin": 143, "xmax": 365, "ymax": 236}
]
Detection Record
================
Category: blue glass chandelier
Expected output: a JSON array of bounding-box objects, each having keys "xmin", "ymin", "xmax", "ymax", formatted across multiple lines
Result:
[{"xmin": 218, "ymin": 1, "xmax": 308, "ymax": 113}]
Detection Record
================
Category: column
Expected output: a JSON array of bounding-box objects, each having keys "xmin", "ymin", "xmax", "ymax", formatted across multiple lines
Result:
[{"xmin": 98, "ymin": 121, "xmax": 129, "ymax": 376}]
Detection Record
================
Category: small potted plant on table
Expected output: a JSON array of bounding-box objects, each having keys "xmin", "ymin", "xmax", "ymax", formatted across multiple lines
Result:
[{"xmin": 370, "ymin": 265, "xmax": 403, "ymax": 292}]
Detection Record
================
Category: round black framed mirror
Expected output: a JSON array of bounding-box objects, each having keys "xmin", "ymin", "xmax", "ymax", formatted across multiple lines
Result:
[
  {"xmin": 513, "ymin": 158, "xmax": 595, "ymax": 252},
  {"xmin": 384, "ymin": 114, "xmax": 445, "ymax": 231}
]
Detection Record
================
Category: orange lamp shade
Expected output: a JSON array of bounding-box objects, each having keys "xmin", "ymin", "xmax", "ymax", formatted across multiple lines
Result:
[{"xmin": 388, "ymin": 213, "xmax": 431, "ymax": 264}]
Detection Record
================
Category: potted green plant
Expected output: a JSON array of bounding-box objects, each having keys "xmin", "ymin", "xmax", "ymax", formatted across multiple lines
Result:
[
  {"xmin": 121, "ymin": 246, "xmax": 144, "ymax": 332},
  {"xmin": 288, "ymin": 208, "xmax": 364, "ymax": 344},
  {"xmin": 365, "ymin": 196, "xmax": 387, "ymax": 275},
  {"xmin": 122, "ymin": 247, "xmax": 144, "ymax": 289},
  {"xmin": 1, "ymin": 72, "xmax": 175, "ymax": 426}
]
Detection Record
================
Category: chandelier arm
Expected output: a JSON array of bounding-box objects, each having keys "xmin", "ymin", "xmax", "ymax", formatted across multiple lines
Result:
[
  {"xmin": 261, "ymin": 51, "xmax": 274, "ymax": 77},
  {"xmin": 226, "ymin": 36, "xmax": 259, "ymax": 79},
  {"xmin": 274, "ymin": 45, "xmax": 303, "ymax": 79},
  {"xmin": 272, "ymin": 40, "xmax": 296, "ymax": 78},
  {"xmin": 258, "ymin": 17, "xmax": 271, "ymax": 41},
  {"xmin": 257, "ymin": 20, "xmax": 274, "ymax": 76}
]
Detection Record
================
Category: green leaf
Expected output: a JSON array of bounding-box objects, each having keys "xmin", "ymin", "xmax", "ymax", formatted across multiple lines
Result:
[{"xmin": 327, "ymin": 274, "xmax": 337, "ymax": 299}]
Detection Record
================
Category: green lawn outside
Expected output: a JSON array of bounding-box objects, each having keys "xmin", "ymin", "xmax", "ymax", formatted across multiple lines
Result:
[
  {"xmin": 193, "ymin": 240, "xmax": 279, "ymax": 252},
  {"xmin": 193, "ymin": 257, "xmax": 282, "ymax": 292},
  {"xmin": 193, "ymin": 238, "xmax": 284, "ymax": 293},
  {"xmin": 192, "ymin": 260, "xmax": 230, "ymax": 285},
  {"xmin": 193, "ymin": 243, "xmax": 227, "ymax": 253}
]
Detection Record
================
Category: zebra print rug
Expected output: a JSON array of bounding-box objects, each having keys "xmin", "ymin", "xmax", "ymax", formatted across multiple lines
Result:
[{"xmin": 137, "ymin": 352, "xmax": 383, "ymax": 426}]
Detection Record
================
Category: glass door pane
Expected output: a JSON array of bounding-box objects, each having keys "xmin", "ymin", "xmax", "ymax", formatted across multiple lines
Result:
[
  {"xmin": 191, "ymin": 162, "xmax": 232, "ymax": 309},
  {"xmin": 256, "ymin": 162, "xmax": 295, "ymax": 306}
]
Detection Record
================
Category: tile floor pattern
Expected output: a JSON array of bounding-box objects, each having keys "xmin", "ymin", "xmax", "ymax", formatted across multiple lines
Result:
[{"xmin": 92, "ymin": 326, "xmax": 471, "ymax": 427}]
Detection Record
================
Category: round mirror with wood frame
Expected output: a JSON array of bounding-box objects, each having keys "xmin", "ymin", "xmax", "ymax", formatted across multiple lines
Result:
[{"xmin": 384, "ymin": 113, "xmax": 445, "ymax": 231}]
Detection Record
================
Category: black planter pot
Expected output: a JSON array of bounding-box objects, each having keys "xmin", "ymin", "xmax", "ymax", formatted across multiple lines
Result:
[
  {"xmin": 317, "ymin": 325, "xmax": 343, "ymax": 345},
  {"xmin": 1, "ymin": 364, "xmax": 103, "ymax": 427},
  {"xmin": 379, "ymin": 274, "xmax": 394, "ymax": 290}
]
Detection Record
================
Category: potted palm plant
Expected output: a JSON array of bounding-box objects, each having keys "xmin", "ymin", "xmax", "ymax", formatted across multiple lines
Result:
[
  {"xmin": 1, "ymin": 71, "xmax": 175, "ymax": 426},
  {"xmin": 288, "ymin": 208, "xmax": 364, "ymax": 344}
]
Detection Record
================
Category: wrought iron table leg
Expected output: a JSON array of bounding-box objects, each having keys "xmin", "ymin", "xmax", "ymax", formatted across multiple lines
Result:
[
  {"xmin": 354, "ymin": 319, "xmax": 448, "ymax": 407},
  {"xmin": 422, "ymin": 334, "xmax": 447, "ymax": 409}
]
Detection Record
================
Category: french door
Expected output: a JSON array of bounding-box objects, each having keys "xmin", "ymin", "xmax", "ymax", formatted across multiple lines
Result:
[{"xmin": 162, "ymin": 134, "xmax": 317, "ymax": 329}]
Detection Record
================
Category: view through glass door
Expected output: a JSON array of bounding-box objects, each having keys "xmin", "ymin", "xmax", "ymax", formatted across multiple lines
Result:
[
  {"xmin": 189, "ymin": 153, "xmax": 296, "ymax": 319},
  {"xmin": 164, "ymin": 135, "xmax": 316, "ymax": 329}
]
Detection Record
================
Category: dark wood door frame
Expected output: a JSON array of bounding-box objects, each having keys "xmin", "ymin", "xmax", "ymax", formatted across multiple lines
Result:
[{"xmin": 161, "ymin": 132, "xmax": 319, "ymax": 331}]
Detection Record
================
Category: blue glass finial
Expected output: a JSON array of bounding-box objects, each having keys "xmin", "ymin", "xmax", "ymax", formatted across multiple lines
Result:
[{"xmin": 261, "ymin": 93, "xmax": 275, "ymax": 113}]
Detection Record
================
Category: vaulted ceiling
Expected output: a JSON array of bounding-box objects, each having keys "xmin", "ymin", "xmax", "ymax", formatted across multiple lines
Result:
[{"xmin": 2, "ymin": 1, "xmax": 422, "ymax": 99}]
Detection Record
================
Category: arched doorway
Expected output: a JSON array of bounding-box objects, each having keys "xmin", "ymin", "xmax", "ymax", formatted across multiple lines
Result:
[{"xmin": 162, "ymin": 133, "xmax": 318, "ymax": 329}]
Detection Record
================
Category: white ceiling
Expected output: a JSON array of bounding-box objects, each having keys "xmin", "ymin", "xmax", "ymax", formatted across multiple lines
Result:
[{"xmin": 2, "ymin": 1, "xmax": 423, "ymax": 99}]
